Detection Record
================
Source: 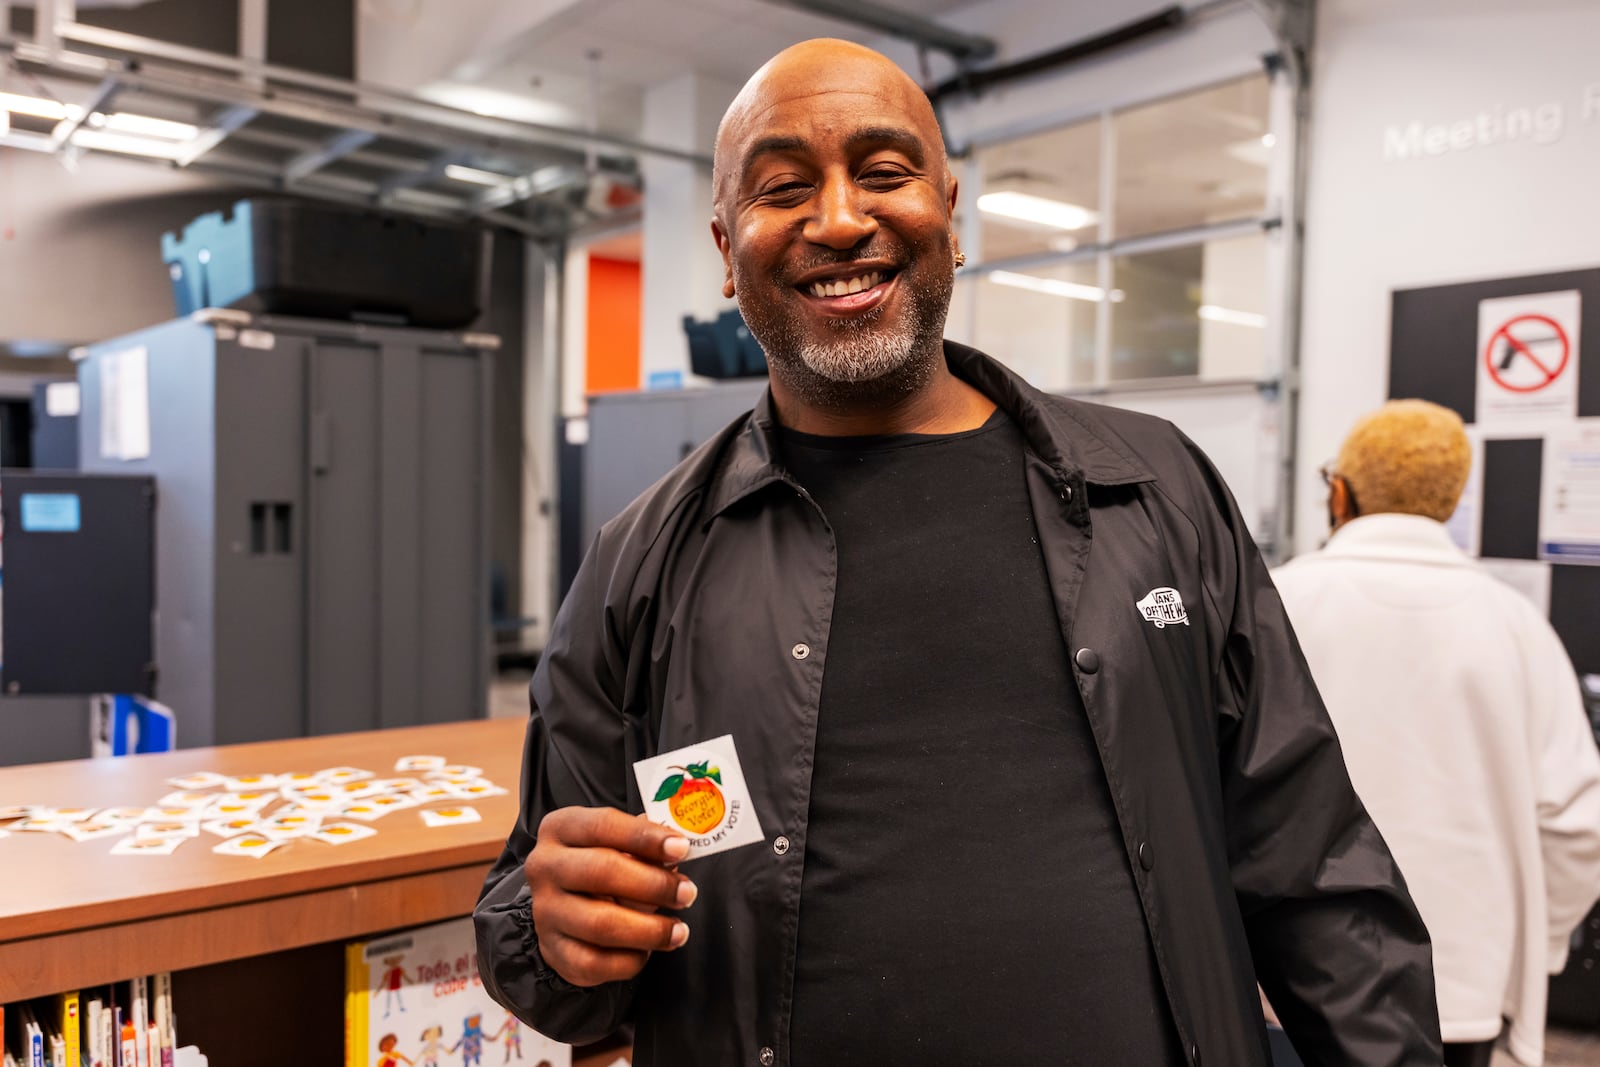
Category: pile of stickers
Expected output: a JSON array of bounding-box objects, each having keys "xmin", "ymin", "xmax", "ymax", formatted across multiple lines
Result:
[{"xmin": 0, "ymin": 754, "xmax": 508, "ymax": 859}]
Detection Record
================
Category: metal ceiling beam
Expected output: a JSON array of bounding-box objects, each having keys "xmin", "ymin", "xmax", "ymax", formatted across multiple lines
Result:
[
  {"xmin": 761, "ymin": 0, "xmax": 996, "ymax": 62},
  {"xmin": 37, "ymin": 21, "xmax": 712, "ymax": 167},
  {"xmin": 470, "ymin": 163, "xmax": 584, "ymax": 215},
  {"xmin": 48, "ymin": 74, "xmax": 116, "ymax": 151},
  {"xmin": 283, "ymin": 128, "xmax": 377, "ymax": 183},
  {"xmin": 168, "ymin": 102, "xmax": 255, "ymax": 166}
]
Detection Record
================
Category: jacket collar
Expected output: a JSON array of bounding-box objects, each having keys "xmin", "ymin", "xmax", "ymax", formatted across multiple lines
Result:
[
  {"xmin": 1316, "ymin": 513, "xmax": 1475, "ymax": 568},
  {"xmin": 705, "ymin": 339, "xmax": 1155, "ymax": 519}
]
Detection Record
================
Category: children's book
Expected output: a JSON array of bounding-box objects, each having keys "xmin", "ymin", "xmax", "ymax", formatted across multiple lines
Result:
[{"xmin": 345, "ymin": 917, "xmax": 570, "ymax": 1067}]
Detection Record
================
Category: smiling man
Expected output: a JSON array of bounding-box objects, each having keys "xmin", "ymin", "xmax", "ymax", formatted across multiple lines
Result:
[{"xmin": 476, "ymin": 39, "xmax": 1443, "ymax": 1067}]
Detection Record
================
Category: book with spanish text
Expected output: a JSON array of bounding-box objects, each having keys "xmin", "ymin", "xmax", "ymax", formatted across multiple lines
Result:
[{"xmin": 344, "ymin": 916, "xmax": 570, "ymax": 1067}]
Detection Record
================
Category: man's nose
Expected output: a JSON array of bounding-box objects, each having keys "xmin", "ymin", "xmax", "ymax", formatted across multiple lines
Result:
[{"xmin": 802, "ymin": 175, "xmax": 878, "ymax": 250}]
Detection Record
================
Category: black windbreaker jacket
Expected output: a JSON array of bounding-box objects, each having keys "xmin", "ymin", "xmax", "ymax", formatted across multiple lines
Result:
[{"xmin": 475, "ymin": 341, "xmax": 1444, "ymax": 1066}]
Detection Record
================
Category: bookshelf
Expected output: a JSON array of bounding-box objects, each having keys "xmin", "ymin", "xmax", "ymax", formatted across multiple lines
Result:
[{"xmin": 0, "ymin": 718, "xmax": 632, "ymax": 1064}]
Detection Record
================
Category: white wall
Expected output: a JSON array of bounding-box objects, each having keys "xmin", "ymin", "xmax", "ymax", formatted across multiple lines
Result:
[
  {"xmin": 637, "ymin": 71, "xmax": 739, "ymax": 388},
  {"xmin": 0, "ymin": 150, "xmax": 234, "ymax": 345},
  {"xmin": 1295, "ymin": 0, "xmax": 1600, "ymax": 554}
]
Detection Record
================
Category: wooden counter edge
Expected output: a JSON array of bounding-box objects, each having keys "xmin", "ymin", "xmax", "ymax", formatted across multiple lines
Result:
[
  {"xmin": 2, "ymin": 832, "xmax": 508, "ymax": 941},
  {"xmin": 0, "ymin": 860, "xmax": 493, "ymax": 1003}
]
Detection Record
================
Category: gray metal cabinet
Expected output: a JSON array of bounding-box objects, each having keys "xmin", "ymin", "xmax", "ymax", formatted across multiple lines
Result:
[
  {"xmin": 78, "ymin": 312, "xmax": 493, "ymax": 748},
  {"xmin": 581, "ymin": 381, "xmax": 767, "ymax": 546}
]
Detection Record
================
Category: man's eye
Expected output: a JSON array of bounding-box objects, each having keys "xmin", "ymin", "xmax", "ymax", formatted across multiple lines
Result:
[
  {"xmin": 761, "ymin": 182, "xmax": 810, "ymax": 199},
  {"xmin": 861, "ymin": 168, "xmax": 909, "ymax": 184}
]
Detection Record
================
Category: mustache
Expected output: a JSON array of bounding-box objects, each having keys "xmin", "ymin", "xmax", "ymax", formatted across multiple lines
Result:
[{"xmin": 779, "ymin": 241, "xmax": 908, "ymax": 285}]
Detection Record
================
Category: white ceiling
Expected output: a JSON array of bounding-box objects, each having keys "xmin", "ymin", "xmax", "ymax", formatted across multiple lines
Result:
[{"xmin": 360, "ymin": 0, "xmax": 1151, "ymax": 144}]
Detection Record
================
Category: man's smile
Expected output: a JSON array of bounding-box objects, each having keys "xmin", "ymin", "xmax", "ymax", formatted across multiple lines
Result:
[{"xmin": 793, "ymin": 265, "xmax": 902, "ymax": 316}]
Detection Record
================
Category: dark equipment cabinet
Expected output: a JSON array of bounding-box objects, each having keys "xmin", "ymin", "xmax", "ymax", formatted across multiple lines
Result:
[
  {"xmin": 0, "ymin": 471, "xmax": 155, "ymax": 696},
  {"xmin": 76, "ymin": 311, "xmax": 494, "ymax": 749}
]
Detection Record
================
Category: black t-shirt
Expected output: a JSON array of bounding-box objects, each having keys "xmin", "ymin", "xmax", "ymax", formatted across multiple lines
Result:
[{"xmin": 781, "ymin": 410, "xmax": 1184, "ymax": 1066}]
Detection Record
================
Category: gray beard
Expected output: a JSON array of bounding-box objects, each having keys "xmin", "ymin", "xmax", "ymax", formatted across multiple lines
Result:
[{"xmin": 735, "ymin": 258, "xmax": 954, "ymax": 413}]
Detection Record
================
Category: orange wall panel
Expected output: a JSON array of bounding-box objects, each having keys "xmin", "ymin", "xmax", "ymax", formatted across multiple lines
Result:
[{"xmin": 586, "ymin": 256, "xmax": 641, "ymax": 395}]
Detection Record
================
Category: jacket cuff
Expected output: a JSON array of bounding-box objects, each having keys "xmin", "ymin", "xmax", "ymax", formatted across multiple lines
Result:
[{"xmin": 511, "ymin": 896, "xmax": 587, "ymax": 993}]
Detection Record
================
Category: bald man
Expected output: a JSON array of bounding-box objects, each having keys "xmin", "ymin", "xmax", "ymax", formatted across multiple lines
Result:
[
  {"xmin": 1275, "ymin": 401, "xmax": 1600, "ymax": 1067},
  {"xmin": 476, "ymin": 40, "xmax": 1442, "ymax": 1066}
]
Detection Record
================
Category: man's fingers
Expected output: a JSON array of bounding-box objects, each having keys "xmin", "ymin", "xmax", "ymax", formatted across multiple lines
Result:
[
  {"xmin": 547, "ymin": 895, "xmax": 690, "ymax": 953},
  {"xmin": 538, "ymin": 929, "xmax": 654, "ymax": 988},
  {"xmin": 539, "ymin": 806, "xmax": 690, "ymax": 863},
  {"xmin": 537, "ymin": 843, "xmax": 697, "ymax": 910}
]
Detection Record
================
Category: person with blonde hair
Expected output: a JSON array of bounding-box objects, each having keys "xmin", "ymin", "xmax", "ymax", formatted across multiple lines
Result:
[{"xmin": 1275, "ymin": 399, "xmax": 1600, "ymax": 1067}]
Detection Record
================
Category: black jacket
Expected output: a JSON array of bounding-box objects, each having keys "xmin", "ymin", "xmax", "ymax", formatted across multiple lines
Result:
[{"xmin": 475, "ymin": 342, "xmax": 1443, "ymax": 1066}]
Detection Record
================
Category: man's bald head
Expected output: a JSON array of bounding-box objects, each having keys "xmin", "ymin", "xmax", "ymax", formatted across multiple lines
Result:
[{"xmin": 713, "ymin": 39, "xmax": 949, "ymax": 213}]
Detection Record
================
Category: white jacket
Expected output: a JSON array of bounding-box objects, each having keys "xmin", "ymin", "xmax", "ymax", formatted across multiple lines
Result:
[{"xmin": 1273, "ymin": 514, "xmax": 1600, "ymax": 1065}]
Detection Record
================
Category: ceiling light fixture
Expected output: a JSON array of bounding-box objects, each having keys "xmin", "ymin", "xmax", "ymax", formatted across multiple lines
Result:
[
  {"xmin": 977, "ymin": 191, "xmax": 1098, "ymax": 232},
  {"xmin": 101, "ymin": 112, "xmax": 201, "ymax": 141},
  {"xmin": 69, "ymin": 128, "xmax": 188, "ymax": 160},
  {"xmin": 1198, "ymin": 304, "xmax": 1267, "ymax": 328},
  {"xmin": 988, "ymin": 270, "xmax": 1124, "ymax": 303},
  {"xmin": 444, "ymin": 164, "xmax": 514, "ymax": 187},
  {"xmin": 0, "ymin": 91, "xmax": 73, "ymax": 121}
]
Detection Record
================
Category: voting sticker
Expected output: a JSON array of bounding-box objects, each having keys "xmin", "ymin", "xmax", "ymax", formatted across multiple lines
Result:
[
  {"xmin": 222, "ymin": 773, "xmax": 281, "ymax": 792},
  {"xmin": 13, "ymin": 816, "xmax": 71, "ymax": 833},
  {"xmin": 445, "ymin": 781, "xmax": 509, "ymax": 800},
  {"xmin": 394, "ymin": 755, "xmax": 447, "ymax": 772},
  {"xmin": 158, "ymin": 791, "xmax": 219, "ymax": 809},
  {"xmin": 112, "ymin": 834, "xmax": 184, "ymax": 856},
  {"xmin": 256, "ymin": 812, "xmax": 324, "ymax": 840},
  {"xmin": 337, "ymin": 802, "xmax": 387, "ymax": 822},
  {"xmin": 95, "ymin": 807, "xmax": 150, "ymax": 824},
  {"xmin": 165, "ymin": 772, "xmax": 226, "ymax": 791},
  {"xmin": 419, "ymin": 806, "xmax": 482, "ymax": 828},
  {"xmin": 62, "ymin": 821, "xmax": 133, "ymax": 843},
  {"xmin": 213, "ymin": 833, "xmax": 286, "ymax": 858},
  {"xmin": 138, "ymin": 820, "xmax": 201, "ymax": 841},
  {"xmin": 278, "ymin": 771, "xmax": 323, "ymax": 788},
  {"xmin": 310, "ymin": 821, "xmax": 378, "ymax": 845},
  {"xmin": 0, "ymin": 805, "xmax": 38, "ymax": 821},
  {"xmin": 202, "ymin": 817, "xmax": 261, "ymax": 838},
  {"xmin": 318, "ymin": 766, "xmax": 375, "ymax": 784},
  {"xmin": 39, "ymin": 807, "xmax": 96, "ymax": 823},
  {"xmin": 632, "ymin": 735, "xmax": 764, "ymax": 860}
]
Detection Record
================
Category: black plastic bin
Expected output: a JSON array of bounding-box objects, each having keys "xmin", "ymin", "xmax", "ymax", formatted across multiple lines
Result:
[{"xmin": 162, "ymin": 198, "xmax": 487, "ymax": 329}]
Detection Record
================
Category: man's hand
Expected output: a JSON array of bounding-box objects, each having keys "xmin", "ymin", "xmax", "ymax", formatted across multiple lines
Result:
[{"xmin": 526, "ymin": 807, "xmax": 697, "ymax": 987}]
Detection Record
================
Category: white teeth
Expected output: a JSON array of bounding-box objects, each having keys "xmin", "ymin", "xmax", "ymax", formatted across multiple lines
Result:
[{"xmin": 809, "ymin": 271, "xmax": 883, "ymax": 298}]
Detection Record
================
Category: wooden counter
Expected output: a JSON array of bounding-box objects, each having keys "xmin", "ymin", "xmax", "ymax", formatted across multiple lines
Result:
[{"xmin": 0, "ymin": 717, "xmax": 527, "ymax": 1003}]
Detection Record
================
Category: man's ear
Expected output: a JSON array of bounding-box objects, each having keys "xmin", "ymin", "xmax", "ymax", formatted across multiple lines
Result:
[
  {"xmin": 711, "ymin": 217, "xmax": 735, "ymax": 299},
  {"xmin": 946, "ymin": 172, "xmax": 959, "ymax": 219}
]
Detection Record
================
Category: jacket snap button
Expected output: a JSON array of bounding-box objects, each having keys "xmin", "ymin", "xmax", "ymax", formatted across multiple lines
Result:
[
  {"xmin": 1138, "ymin": 841, "xmax": 1154, "ymax": 870},
  {"xmin": 1061, "ymin": 484, "xmax": 1073, "ymax": 503},
  {"xmin": 1074, "ymin": 647, "xmax": 1100, "ymax": 674},
  {"xmin": 773, "ymin": 836, "xmax": 791, "ymax": 856},
  {"xmin": 791, "ymin": 643, "xmax": 810, "ymax": 660},
  {"xmin": 759, "ymin": 1048, "xmax": 776, "ymax": 1066},
  {"xmin": 1189, "ymin": 1042, "xmax": 1201, "ymax": 1066}
]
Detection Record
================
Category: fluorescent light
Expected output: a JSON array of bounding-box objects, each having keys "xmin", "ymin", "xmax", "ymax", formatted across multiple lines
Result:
[
  {"xmin": 1198, "ymin": 304, "xmax": 1267, "ymax": 328},
  {"xmin": 101, "ymin": 112, "xmax": 200, "ymax": 141},
  {"xmin": 69, "ymin": 128, "xmax": 187, "ymax": 160},
  {"xmin": 977, "ymin": 191, "xmax": 1098, "ymax": 232},
  {"xmin": 445, "ymin": 164, "xmax": 513, "ymax": 187},
  {"xmin": 0, "ymin": 92, "xmax": 75, "ymax": 121},
  {"xmin": 989, "ymin": 270, "xmax": 1108, "ymax": 303}
]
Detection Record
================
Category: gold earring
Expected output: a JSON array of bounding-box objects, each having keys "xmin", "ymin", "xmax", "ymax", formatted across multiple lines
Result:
[{"xmin": 954, "ymin": 251, "xmax": 967, "ymax": 268}]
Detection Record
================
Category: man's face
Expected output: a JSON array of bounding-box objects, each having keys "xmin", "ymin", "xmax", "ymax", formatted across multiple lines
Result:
[{"xmin": 712, "ymin": 50, "xmax": 957, "ymax": 392}]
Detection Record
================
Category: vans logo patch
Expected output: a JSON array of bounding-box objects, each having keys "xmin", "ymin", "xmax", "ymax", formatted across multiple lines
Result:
[{"xmin": 1137, "ymin": 587, "xmax": 1189, "ymax": 628}]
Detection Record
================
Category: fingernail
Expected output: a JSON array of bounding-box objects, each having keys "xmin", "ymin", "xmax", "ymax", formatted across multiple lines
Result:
[
  {"xmin": 663, "ymin": 836, "xmax": 690, "ymax": 861},
  {"xmin": 676, "ymin": 879, "xmax": 698, "ymax": 908},
  {"xmin": 669, "ymin": 921, "xmax": 690, "ymax": 948}
]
